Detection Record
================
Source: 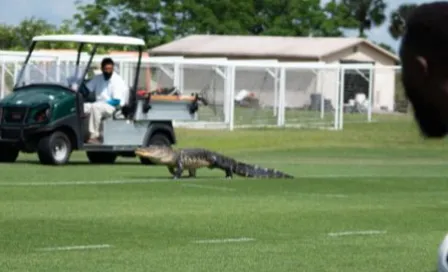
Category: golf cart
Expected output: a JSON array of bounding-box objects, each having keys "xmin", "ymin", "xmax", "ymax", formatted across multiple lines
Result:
[{"xmin": 0, "ymin": 34, "xmax": 204, "ymax": 165}]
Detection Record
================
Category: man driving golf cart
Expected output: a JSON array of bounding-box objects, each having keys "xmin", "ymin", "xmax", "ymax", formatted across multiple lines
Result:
[
  {"xmin": 83, "ymin": 57, "xmax": 128, "ymax": 144},
  {"xmin": 0, "ymin": 34, "xmax": 195, "ymax": 165}
]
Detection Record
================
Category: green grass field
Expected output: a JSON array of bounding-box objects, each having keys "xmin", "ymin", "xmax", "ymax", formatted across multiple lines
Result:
[
  {"xmin": 196, "ymin": 104, "xmax": 395, "ymax": 128},
  {"xmin": 1, "ymin": 114, "xmax": 448, "ymax": 271}
]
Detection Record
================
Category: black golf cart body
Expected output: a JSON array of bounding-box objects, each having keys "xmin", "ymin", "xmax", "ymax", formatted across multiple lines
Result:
[{"xmin": 0, "ymin": 34, "xmax": 201, "ymax": 165}]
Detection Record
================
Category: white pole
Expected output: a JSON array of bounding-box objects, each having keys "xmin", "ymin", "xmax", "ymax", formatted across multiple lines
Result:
[
  {"xmin": 179, "ymin": 62, "xmax": 184, "ymax": 94},
  {"xmin": 1, "ymin": 59, "xmax": 5, "ymax": 98},
  {"xmin": 273, "ymin": 67, "xmax": 279, "ymax": 116},
  {"xmin": 278, "ymin": 67, "xmax": 286, "ymax": 126},
  {"xmin": 13, "ymin": 62, "xmax": 18, "ymax": 85},
  {"xmin": 119, "ymin": 61, "xmax": 125, "ymax": 83},
  {"xmin": 334, "ymin": 67, "xmax": 340, "ymax": 130},
  {"xmin": 65, "ymin": 60, "xmax": 69, "ymax": 81},
  {"xmin": 317, "ymin": 69, "xmax": 325, "ymax": 119},
  {"xmin": 367, "ymin": 66, "xmax": 373, "ymax": 122},
  {"xmin": 173, "ymin": 62, "xmax": 180, "ymax": 89},
  {"xmin": 55, "ymin": 57, "xmax": 60, "ymax": 83},
  {"xmin": 338, "ymin": 66, "xmax": 345, "ymax": 130},
  {"xmin": 228, "ymin": 64, "xmax": 235, "ymax": 131},
  {"xmin": 223, "ymin": 65, "xmax": 230, "ymax": 124}
]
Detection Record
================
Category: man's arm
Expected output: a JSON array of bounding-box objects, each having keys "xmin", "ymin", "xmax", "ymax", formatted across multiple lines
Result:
[{"xmin": 108, "ymin": 75, "xmax": 129, "ymax": 107}]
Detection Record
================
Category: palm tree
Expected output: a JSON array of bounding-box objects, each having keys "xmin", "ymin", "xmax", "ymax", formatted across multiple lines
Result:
[
  {"xmin": 341, "ymin": 0, "xmax": 387, "ymax": 37},
  {"xmin": 377, "ymin": 42, "xmax": 395, "ymax": 54},
  {"xmin": 388, "ymin": 4, "xmax": 418, "ymax": 40}
]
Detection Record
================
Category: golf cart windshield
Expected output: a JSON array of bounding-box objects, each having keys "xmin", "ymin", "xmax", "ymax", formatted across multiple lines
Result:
[
  {"xmin": 14, "ymin": 35, "xmax": 145, "ymax": 91},
  {"xmin": 15, "ymin": 52, "xmax": 92, "ymax": 89}
]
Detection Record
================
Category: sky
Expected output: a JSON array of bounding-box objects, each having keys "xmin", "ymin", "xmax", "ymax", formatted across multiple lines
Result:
[{"xmin": 0, "ymin": 0, "xmax": 437, "ymax": 52}]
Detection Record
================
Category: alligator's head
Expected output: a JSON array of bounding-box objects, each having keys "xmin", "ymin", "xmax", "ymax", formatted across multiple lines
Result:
[{"xmin": 135, "ymin": 145, "xmax": 175, "ymax": 164}]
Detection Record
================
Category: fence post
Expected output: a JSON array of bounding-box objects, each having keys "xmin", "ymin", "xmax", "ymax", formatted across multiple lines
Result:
[
  {"xmin": 333, "ymin": 66, "xmax": 340, "ymax": 130},
  {"xmin": 13, "ymin": 61, "xmax": 18, "ymax": 86},
  {"xmin": 0, "ymin": 58, "xmax": 4, "ymax": 98},
  {"xmin": 228, "ymin": 64, "xmax": 235, "ymax": 131},
  {"xmin": 338, "ymin": 65, "xmax": 345, "ymax": 130},
  {"xmin": 179, "ymin": 61, "xmax": 184, "ymax": 94},
  {"xmin": 55, "ymin": 56, "xmax": 61, "ymax": 83},
  {"xmin": 277, "ymin": 66, "xmax": 286, "ymax": 127},
  {"xmin": 273, "ymin": 67, "xmax": 279, "ymax": 117},
  {"xmin": 173, "ymin": 61, "xmax": 180, "ymax": 91},
  {"xmin": 367, "ymin": 66, "xmax": 373, "ymax": 122},
  {"xmin": 223, "ymin": 65, "xmax": 230, "ymax": 124}
]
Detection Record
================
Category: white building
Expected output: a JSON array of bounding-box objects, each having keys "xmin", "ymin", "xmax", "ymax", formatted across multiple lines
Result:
[{"xmin": 149, "ymin": 35, "xmax": 400, "ymax": 112}]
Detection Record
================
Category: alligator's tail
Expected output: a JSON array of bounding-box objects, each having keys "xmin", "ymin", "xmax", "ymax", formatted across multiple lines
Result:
[{"xmin": 232, "ymin": 161, "xmax": 294, "ymax": 178}]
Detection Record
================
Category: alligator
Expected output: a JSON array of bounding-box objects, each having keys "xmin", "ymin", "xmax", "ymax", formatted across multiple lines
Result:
[{"xmin": 135, "ymin": 145, "xmax": 294, "ymax": 179}]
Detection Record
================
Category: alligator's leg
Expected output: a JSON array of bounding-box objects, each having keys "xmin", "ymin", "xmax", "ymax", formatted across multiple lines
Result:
[
  {"xmin": 224, "ymin": 166, "xmax": 233, "ymax": 179},
  {"xmin": 173, "ymin": 159, "xmax": 184, "ymax": 179},
  {"xmin": 188, "ymin": 168, "xmax": 196, "ymax": 178},
  {"xmin": 210, "ymin": 155, "xmax": 233, "ymax": 179},
  {"xmin": 168, "ymin": 166, "xmax": 176, "ymax": 177}
]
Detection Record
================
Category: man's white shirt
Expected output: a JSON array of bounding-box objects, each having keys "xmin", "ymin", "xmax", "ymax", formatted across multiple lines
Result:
[{"xmin": 85, "ymin": 72, "xmax": 128, "ymax": 106}]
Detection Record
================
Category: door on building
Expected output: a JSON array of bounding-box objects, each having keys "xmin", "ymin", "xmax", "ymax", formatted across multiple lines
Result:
[{"xmin": 339, "ymin": 60, "xmax": 374, "ymax": 104}]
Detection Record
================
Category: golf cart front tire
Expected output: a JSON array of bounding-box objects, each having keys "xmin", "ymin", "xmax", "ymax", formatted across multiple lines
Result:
[
  {"xmin": 0, "ymin": 145, "xmax": 19, "ymax": 163},
  {"xmin": 37, "ymin": 131, "xmax": 72, "ymax": 165},
  {"xmin": 139, "ymin": 133, "xmax": 172, "ymax": 165}
]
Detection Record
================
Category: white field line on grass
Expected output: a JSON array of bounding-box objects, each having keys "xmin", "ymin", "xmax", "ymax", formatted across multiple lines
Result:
[
  {"xmin": 290, "ymin": 174, "xmax": 448, "ymax": 179},
  {"xmin": 193, "ymin": 237, "xmax": 255, "ymax": 244},
  {"xmin": 181, "ymin": 183, "xmax": 236, "ymax": 191},
  {"xmin": 245, "ymin": 158, "xmax": 448, "ymax": 166},
  {"xmin": 0, "ymin": 173, "xmax": 448, "ymax": 187},
  {"xmin": 297, "ymin": 193, "xmax": 348, "ymax": 198},
  {"xmin": 0, "ymin": 179, "xmax": 171, "ymax": 186},
  {"xmin": 283, "ymin": 191, "xmax": 348, "ymax": 198},
  {"xmin": 36, "ymin": 244, "xmax": 112, "ymax": 251},
  {"xmin": 328, "ymin": 230, "xmax": 387, "ymax": 237}
]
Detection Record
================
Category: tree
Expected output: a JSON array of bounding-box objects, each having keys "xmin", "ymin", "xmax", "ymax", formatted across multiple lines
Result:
[
  {"xmin": 0, "ymin": 24, "xmax": 20, "ymax": 50},
  {"xmin": 72, "ymin": 0, "xmax": 358, "ymax": 49},
  {"xmin": 0, "ymin": 18, "xmax": 59, "ymax": 50},
  {"xmin": 0, "ymin": 17, "xmax": 77, "ymax": 50},
  {"xmin": 340, "ymin": 0, "xmax": 387, "ymax": 37},
  {"xmin": 72, "ymin": 0, "xmax": 165, "ymax": 48},
  {"xmin": 321, "ymin": 0, "xmax": 358, "ymax": 36},
  {"xmin": 388, "ymin": 3, "xmax": 418, "ymax": 40},
  {"xmin": 0, "ymin": 17, "xmax": 91, "ymax": 51},
  {"xmin": 14, "ymin": 17, "xmax": 59, "ymax": 48},
  {"xmin": 377, "ymin": 42, "xmax": 395, "ymax": 54},
  {"xmin": 245, "ymin": 0, "xmax": 353, "ymax": 37}
]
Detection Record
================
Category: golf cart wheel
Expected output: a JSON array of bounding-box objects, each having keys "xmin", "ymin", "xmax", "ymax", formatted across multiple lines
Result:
[
  {"xmin": 139, "ymin": 133, "xmax": 171, "ymax": 165},
  {"xmin": 86, "ymin": 152, "xmax": 117, "ymax": 164},
  {"xmin": 0, "ymin": 145, "xmax": 19, "ymax": 163},
  {"xmin": 37, "ymin": 131, "xmax": 72, "ymax": 165}
]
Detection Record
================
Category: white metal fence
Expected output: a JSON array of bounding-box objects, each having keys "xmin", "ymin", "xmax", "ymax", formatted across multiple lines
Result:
[{"xmin": 0, "ymin": 50, "xmax": 402, "ymax": 130}]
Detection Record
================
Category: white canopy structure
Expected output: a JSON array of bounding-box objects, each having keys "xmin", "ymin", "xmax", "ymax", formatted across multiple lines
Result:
[{"xmin": 32, "ymin": 34, "xmax": 145, "ymax": 46}]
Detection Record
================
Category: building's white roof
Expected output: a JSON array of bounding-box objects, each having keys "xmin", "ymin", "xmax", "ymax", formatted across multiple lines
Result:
[
  {"xmin": 32, "ymin": 34, "xmax": 145, "ymax": 46},
  {"xmin": 341, "ymin": 51, "xmax": 375, "ymax": 62},
  {"xmin": 150, "ymin": 35, "xmax": 399, "ymax": 62}
]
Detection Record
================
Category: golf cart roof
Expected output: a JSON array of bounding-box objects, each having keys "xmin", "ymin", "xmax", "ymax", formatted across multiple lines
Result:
[{"xmin": 32, "ymin": 34, "xmax": 145, "ymax": 46}]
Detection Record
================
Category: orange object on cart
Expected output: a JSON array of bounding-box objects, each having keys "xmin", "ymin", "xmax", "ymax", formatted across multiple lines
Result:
[{"xmin": 137, "ymin": 90, "xmax": 197, "ymax": 102}]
